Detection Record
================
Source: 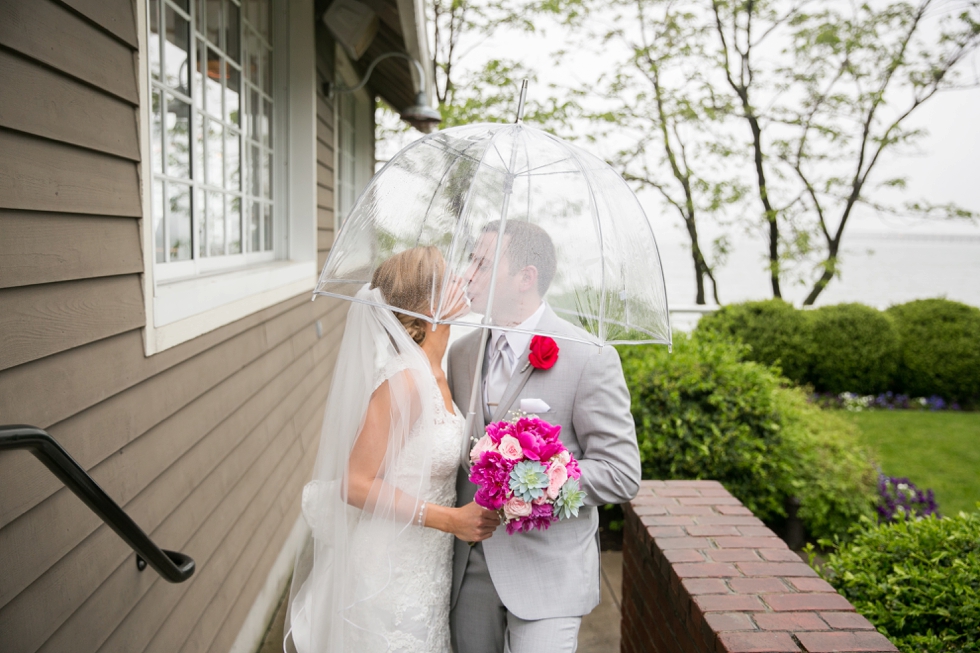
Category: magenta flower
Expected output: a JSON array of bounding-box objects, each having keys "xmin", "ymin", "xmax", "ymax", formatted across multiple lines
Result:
[{"xmin": 470, "ymin": 450, "xmax": 513, "ymax": 510}]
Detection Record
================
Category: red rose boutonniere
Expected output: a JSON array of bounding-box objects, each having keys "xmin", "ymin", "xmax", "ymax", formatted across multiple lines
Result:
[{"xmin": 528, "ymin": 335, "xmax": 559, "ymax": 370}]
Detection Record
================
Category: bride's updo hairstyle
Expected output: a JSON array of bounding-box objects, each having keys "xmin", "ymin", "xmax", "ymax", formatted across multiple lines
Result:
[{"xmin": 371, "ymin": 246, "xmax": 444, "ymax": 345}]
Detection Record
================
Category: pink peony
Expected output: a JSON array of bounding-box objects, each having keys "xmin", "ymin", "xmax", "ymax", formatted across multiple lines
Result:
[
  {"xmin": 546, "ymin": 463, "xmax": 568, "ymax": 499},
  {"xmin": 498, "ymin": 435, "xmax": 524, "ymax": 460},
  {"xmin": 503, "ymin": 496, "xmax": 533, "ymax": 520},
  {"xmin": 469, "ymin": 434, "xmax": 498, "ymax": 463},
  {"xmin": 566, "ymin": 457, "xmax": 581, "ymax": 480},
  {"xmin": 469, "ymin": 451, "xmax": 513, "ymax": 510}
]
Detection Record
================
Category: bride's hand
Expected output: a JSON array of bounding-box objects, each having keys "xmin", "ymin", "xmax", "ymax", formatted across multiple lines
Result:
[{"xmin": 450, "ymin": 501, "xmax": 500, "ymax": 542}]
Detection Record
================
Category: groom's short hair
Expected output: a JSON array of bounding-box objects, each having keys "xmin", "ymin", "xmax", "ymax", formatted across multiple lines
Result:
[{"xmin": 481, "ymin": 220, "xmax": 557, "ymax": 295}]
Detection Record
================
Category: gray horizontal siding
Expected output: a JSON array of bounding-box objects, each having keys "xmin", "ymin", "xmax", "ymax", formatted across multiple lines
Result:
[{"xmin": 0, "ymin": 1, "xmax": 343, "ymax": 651}]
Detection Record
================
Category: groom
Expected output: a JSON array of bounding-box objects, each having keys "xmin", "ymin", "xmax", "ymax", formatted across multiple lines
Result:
[{"xmin": 447, "ymin": 220, "xmax": 641, "ymax": 653}]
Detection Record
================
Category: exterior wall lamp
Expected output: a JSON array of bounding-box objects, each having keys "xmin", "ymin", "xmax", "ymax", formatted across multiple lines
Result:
[{"xmin": 323, "ymin": 52, "xmax": 442, "ymax": 133}]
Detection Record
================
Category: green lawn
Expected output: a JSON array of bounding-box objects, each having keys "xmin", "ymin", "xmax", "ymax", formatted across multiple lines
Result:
[{"xmin": 845, "ymin": 411, "xmax": 980, "ymax": 516}]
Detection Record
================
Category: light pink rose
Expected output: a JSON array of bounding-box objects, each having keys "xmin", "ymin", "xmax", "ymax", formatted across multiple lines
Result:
[
  {"xmin": 546, "ymin": 463, "xmax": 568, "ymax": 500},
  {"xmin": 498, "ymin": 435, "xmax": 523, "ymax": 461},
  {"xmin": 469, "ymin": 434, "xmax": 498, "ymax": 463},
  {"xmin": 556, "ymin": 451, "xmax": 571, "ymax": 466},
  {"xmin": 532, "ymin": 495, "xmax": 550, "ymax": 506},
  {"xmin": 503, "ymin": 496, "xmax": 533, "ymax": 520}
]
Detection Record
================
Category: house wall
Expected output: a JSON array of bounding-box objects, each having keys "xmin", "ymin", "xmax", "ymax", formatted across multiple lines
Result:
[{"xmin": 0, "ymin": 1, "xmax": 347, "ymax": 651}]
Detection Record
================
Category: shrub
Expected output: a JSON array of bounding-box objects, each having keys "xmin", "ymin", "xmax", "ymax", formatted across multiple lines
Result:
[
  {"xmin": 808, "ymin": 303, "xmax": 899, "ymax": 394},
  {"xmin": 887, "ymin": 299, "xmax": 980, "ymax": 404},
  {"xmin": 822, "ymin": 511, "xmax": 980, "ymax": 653},
  {"xmin": 695, "ymin": 299, "xmax": 812, "ymax": 384},
  {"xmin": 620, "ymin": 332, "xmax": 877, "ymax": 540},
  {"xmin": 772, "ymin": 389, "xmax": 878, "ymax": 542}
]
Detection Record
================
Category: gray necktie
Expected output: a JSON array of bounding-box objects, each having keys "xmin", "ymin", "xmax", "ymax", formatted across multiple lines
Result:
[{"xmin": 486, "ymin": 334, "xmax": 512, "ymax": 413}]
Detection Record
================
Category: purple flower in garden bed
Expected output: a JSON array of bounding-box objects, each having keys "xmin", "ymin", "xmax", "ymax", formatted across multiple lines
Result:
[
  {"xmin": 876, "ymin": 475, "xmax": 940, "ymax": 522},
  {"xmin": 810, "ymin": 391, "xmax": 961, "ymax": 411}
]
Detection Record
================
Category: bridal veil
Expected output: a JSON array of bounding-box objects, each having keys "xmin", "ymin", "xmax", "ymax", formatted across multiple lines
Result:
[{"xmin": 283, "ymin": 284, "xmax": 446, "ymax": 653}]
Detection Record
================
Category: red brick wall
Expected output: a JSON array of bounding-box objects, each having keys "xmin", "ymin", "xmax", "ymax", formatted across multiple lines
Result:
[{"xmin": 621, "ymin": 480, "xmax": 898, "ymax": 653}]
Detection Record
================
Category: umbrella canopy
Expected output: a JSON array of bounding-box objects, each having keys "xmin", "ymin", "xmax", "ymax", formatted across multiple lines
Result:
[{"xmin": 315, "ymin": 121, "xmax": 671, "ymax": 348}]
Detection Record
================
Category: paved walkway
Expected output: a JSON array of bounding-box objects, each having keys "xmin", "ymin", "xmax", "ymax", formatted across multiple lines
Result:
[{"xmin": 258, "ymin": 551, "xmax": 624, "ymax": 652}]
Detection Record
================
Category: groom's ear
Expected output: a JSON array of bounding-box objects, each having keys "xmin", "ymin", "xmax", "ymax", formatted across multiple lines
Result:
[{"xmin": 518, "ymin": 265, "xmax": 539, "ymax": 293}]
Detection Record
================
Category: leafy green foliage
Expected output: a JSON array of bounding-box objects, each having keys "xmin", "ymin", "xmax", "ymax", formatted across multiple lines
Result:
[
  {"xmin": 620, "ymin": 332, "xmax": 877, "ymax": 540},
  {"xmin": 808, "ymin": 303, "xmax": 899, "ymax": 395},
  {"xmin": 886, "ymin": 299, "xmax": 980, "ymax": 404},
  {"xmin": 695, "ymin": 299, "xmax": 812, "ymax": 384},
  {"xmin": 773, "ymin": 388, "xmax": 877, "ymax": 542},
  {"xmin": 822, "ymin": 512, "xmax": 980, "ymax": 652}
]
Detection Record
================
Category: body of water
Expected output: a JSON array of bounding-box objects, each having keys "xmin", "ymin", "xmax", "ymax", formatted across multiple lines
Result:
[{"xmin": 659, "ymin": 232, "xmax": 980, "ymax": 319}]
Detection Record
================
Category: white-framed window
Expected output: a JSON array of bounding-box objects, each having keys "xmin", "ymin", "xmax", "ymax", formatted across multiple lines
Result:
[
  {"xmin": 139, "ymin": 0, "xmax": 318, "ymax": 354},
  {"xmin": 335, "ymin": 48, "xmax": 375, "ymax": 231},
  {"xmin": 147, "ymin": 0, "xmax": 277, "ymax": 278}
]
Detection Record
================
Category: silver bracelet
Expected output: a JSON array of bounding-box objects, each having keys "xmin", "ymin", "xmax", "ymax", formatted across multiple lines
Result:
[{"xmin": 417, "ymin": 501, "xmax": 427, "ymax": 527}]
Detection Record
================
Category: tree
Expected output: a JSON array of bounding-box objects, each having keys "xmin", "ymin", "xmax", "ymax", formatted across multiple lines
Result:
[
  {"xmin": 560, "ymin": 0, "xmax": 746, "ymax": 304},
  {"xmin": 708, "ymin": 0, "xmax": 980, "ymax": 303}
]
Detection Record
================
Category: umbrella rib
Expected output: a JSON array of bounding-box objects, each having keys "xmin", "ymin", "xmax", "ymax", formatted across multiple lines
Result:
[
  {"xmin": 435, "ymin": 126, "xmax": 514, "ymax": 323},
  {"xmin": 557, "ymin": 137, "xmax": 607, "ymax": 344},
  {"xmin": 514, "ymin": 156, "xmax": 575, "ymax": 177}
]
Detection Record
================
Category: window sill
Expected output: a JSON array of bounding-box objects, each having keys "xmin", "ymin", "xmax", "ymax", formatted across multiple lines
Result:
[{"xmin": 144, "ymin": 259, "xmax": 317, "ymax": 354}]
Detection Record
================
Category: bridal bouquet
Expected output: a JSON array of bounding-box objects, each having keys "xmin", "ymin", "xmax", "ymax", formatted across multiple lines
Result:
[{"xmin": 469, "ymin": 415, "xmax": 586, "ymax": 534}]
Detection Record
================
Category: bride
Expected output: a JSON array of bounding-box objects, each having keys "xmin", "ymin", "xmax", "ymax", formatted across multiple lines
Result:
[{"xmin": 284, "ymin": 246, "xmax": 499, "ymax": 653}]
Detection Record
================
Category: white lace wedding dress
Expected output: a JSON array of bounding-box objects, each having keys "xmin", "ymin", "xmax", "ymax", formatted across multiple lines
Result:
[{"xmin": 342, "ymin": 361, "xmax": 464, "ymax": 653}]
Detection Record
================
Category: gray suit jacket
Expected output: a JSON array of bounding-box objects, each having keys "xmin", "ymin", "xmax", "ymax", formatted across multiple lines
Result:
[{"xmin": 447, "ymin": 307, "xmax": 641, "ymax": 620}]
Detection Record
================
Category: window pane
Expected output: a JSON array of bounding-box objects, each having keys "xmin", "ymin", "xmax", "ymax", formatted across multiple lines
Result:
[
  {"xmin": 262, "ymin": 0, "xmax": 272, "ymax": 44},
  {"xmin": 249, "ymin": 201, "xmax": 260, "ymax": 251},
  {"xmin": 263, "ymin": 97, "xmax": 272, "ymax": 149},
  {"xmin": 228, "ymin": 195, "xmax": 242, "ymax": 254},
  {"xmin": 173, "ymin": 0, "xmax": 190, "ymax": 11},
  {"xmin": 165, "ymin": 94, "xmax": 191, "ymax": 178},
  {"xmin": 194, "ymin": 111, "xmax": 205, "ymax": 182},
  {"xmin": 262, "ymin": 47, "xmax": 272, "ymax": 95},
  {"xmin": 151, "ymin": 90, "xmax": 163, "ymax": 175},
  {"xmin": 264, "ymin": 152, "xmax": 272, "ymax": 199},
  {"xmin": 251, "ymin": 143, "xmax": 260, "ymax": 196},
  {"xmin": 195, "ymin": 186, "xmax": 207, "ymax": 257},
  {"xmin": 164, "ymin": 4, "xmax": 190, "ymax": 91},
  {"xmin": 196, "ymin": 0, "xmax": 205, "ymax": 33},
  {"xmin": 244, "ymin": 30, "xmax": 258, "ymax": 85},
  {"xmin": 248, "ymin": 88, "xmax": 259, "ymax": 141},
  {"xmin": 208, "ymin": 191, "xmax": 225, "ymax": 255},
  {"xmin": 153, "ymin": 179, "xmax": 165, "ymax": 263},
  {"xmin": 207, "ymin": 118, "xmax": 224, "ymax": 187},
  {"xmin": 149, "ymin": 0, "xmax": 161, "ymax": 81},
  {"xmin": 264, "ymin": 203, "xmax": 273, "ymax": 251},
  {"xmin": 225, "ymin": 0, "xmax": 240, "ymax": 62},
  {"xmin": 206, "ymin": 0, "xmax": 221, "ymax": 46},
  {"xmin": 168, "ymin": 182, "xmax": 193, "ymax": 260},
  {"xmin": 260, "ymin": 95, "xmax": 270, "ymax": 147},
  {"xmin": 206, "ymin": 47, "xmax": 223, "ymax": 118},
  {"xmin": 195, "ymin": 38, "xmax": 206, "ymax": 104},
  {"xmin": 226, "ymin": 64, "xmax": 240, "ymax": 124},
  {"xmin": 226, "ymin": 129, "xmax": 240, "ymax": 189}
]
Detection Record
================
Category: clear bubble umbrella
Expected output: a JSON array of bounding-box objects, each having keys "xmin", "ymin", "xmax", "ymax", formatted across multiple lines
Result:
[{"xmin": 314, "ymin": 84, "xmax": 671, "ymax": 429}]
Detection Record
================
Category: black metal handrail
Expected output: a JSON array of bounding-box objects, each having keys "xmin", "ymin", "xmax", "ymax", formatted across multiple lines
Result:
[{"xmin": 0, "ymin": 425, "xmax": 195, "ymax": 582}]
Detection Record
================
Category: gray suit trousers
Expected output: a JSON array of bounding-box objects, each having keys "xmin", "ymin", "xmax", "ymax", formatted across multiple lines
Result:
[{"xmin": 451, "ymin": 543, "xmax": 581, "ymax": 653}]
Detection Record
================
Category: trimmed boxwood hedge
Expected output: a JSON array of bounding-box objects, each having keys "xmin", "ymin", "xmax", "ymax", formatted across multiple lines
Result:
[
  {"xmin": 695, "ymin": 299, "xmax": 812, "ymax": 384},
  {"xmin": 619, "ymin": 332, "xmax": 877, "ymax": 541},
  {"xmin": 822, "ymin": 511, "xmax": 980, "ymax": 653},
  {"xmin": 695, "ymin": 298, "xmax": 980, "ymax": 399},
  {"xmin": 887, "ymin": 299, "xmax": 980, "ymax": 404},
  {"xmin": 808, "ymin": 303, "xmax": 900, "ymax": 395}
]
